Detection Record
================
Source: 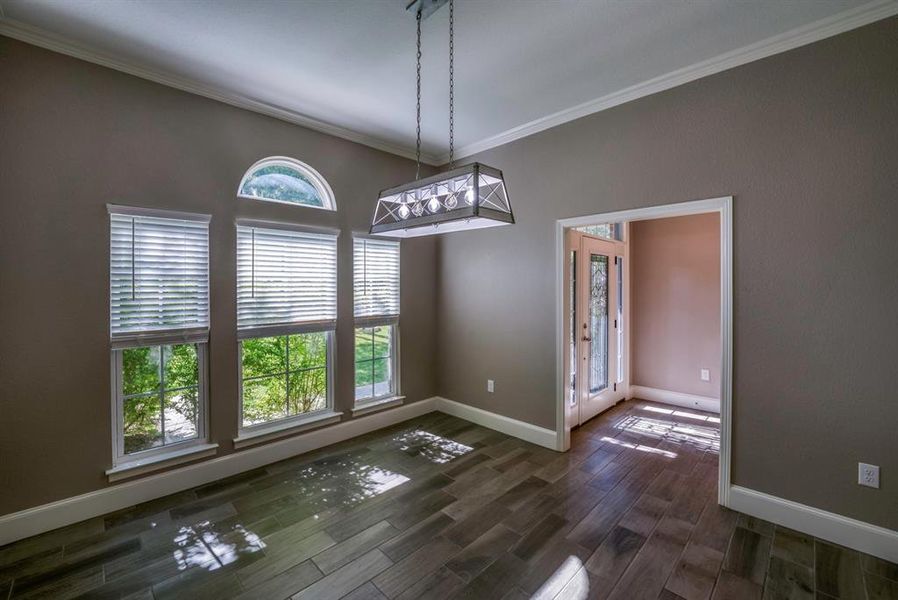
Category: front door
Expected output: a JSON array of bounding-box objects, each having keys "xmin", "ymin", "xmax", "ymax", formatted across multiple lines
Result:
[{"xmin": 571, "ymin": 234, "xmax": 625, "ymax": 425}]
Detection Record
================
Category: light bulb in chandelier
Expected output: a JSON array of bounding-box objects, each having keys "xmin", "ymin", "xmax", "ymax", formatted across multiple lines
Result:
[
  {"xmin": 398, "ymin": 203, "xmax": 411, "ymax": 219},
  {"xmin": 464, "ymin": 185, "xmax": 474, "ymax": 205},
  {"xmin": 426, "ymin": 185, "xmax": 441, "ymax": 213},
  {"xmin": 412, "ymin": 201, "xmax": 424, "ymax": 217}
]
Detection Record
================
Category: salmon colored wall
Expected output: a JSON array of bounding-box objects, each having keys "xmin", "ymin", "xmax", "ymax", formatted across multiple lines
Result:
[{"xmin": 630, "ymin": 213, "xmax": 720, "ymax": 399}]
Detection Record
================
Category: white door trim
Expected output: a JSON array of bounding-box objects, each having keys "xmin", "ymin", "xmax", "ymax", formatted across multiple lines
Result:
[{"xmin": 554, "ymin": 196, "xmax": 734, "ymax": 506}]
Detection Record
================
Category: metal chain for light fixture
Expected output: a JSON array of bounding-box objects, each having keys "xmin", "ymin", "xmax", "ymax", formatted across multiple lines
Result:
[
  {"xmin": 415, "ymin": 8, "xmax": 422, "ymax": 180},
  {"xmin": 448, "ymin": 0, "xmax": 455, "ymax": 168},
  {"xmin": 370, "ymin": 0, "xmax": 513, "ymax": 237}
]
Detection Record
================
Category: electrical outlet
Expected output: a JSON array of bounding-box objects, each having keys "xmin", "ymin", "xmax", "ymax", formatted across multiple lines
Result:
[
  {"xmin": 700, "ymin": 369, "xmax": 710, "ymax": 382},
  {"xmin": 487, "ymin": 379, "xmax": 494, "ymax": 393},
  {"xmin": 858, "ymin": 463, "xmax": 880, "ymax": 489}
]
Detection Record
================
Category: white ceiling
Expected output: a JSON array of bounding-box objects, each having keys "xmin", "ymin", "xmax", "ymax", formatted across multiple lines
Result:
[{"xmin": 1, "ymin": 0, "xmax": 894, "ymax": 163}]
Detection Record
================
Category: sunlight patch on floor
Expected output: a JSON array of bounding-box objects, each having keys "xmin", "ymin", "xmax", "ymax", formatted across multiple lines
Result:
[
  {"xmin": 532, "ymin": 555, "xmax": 589, "ymax": 599},
  {"xmin": 601, "ymin": 435, "xmax": 678, "ymax": 458},
  {"xmin": 617, "ymin": 412, "xmax": 720, "ymax": 452},
  {"xmin": 345, "ymin": 466, "xmax": 410, "ymax": 501},
  {"xmin": 395, "ymin": 430, "xmax": 474, "ymax": 464},
  {"xmin": 640, "ymin": 403, "xmax": 721, "ymax": 424},
  {"xmin": 172, "ymin": 522, "xmax": 265, "ymax": 571}
]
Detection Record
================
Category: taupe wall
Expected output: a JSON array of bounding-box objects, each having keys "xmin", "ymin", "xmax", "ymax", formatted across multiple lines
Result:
[
  {"xmin": 630, "ymin": 214, "xmax": 720, "ymax": 399},
  {"xmin": 437, "ymin": 18, "xmax": 898, "ymax": 529},
  {"xmin": 0, "ymin": 37, "xmax": 437, "ymax": 516}
]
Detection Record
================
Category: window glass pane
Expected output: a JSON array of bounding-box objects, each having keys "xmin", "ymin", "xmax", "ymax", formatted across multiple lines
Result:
[
  {"xmin": 589, "ymin": 254, "xmax": 609, "ymax": 394},
  {"xmin": 239, "ymin": 164, "xmax": 324, "ymax": 207},
  {"xmin": 355, "ymin": 328, "xmax": 374, "ymax": 362},
  {"xmin": 164, "ymin": 389, "xmax": 198, "ymax": 444},
  {"xmin": 242, "ymin": 374, "xmax": 287, "ymax": 427},
  {"xmin": 123, "ymin": 393, "xmax": 162, "ymax": 454},
  {"xmin": 163, "ymin": 344, "xmax": 198, "ymax": 389},
  {"xmin": 356, "ymin": 379, "xmax": 374, "ymax": 401},
  {"xmin": 241, "ymin": 336, "xmax": 287, "ymax": 379},
  {"xmin": 354, "ymin": 326, "xmax": 395, "ymax": 402},
  {"xmin": 120, "ymin": 343, "xmax": 206, "ymax": 457},
  {"xmin": 372, "ymin": 326, "xmax": 392, "ymax": 359},
  {"xmin": 122, "ymin": 346, "xmax": 160, "ymax": 396},
  {"xmin": 355, "ymin": 354, "xmax": 374, "ymax": 396},
  {"xmin": 577, "ymin": 223, "xmax": 621, "ymax": 241},
  {"xmin": 289, "ymin": 332, "xmax": 327, "ymax": 370},
  {"xmin": 288, "ymin": 368, "xmax": 327, "ymax": 415},
  {"xmin": 240, "ymin": 332, "xmax": 330, "ymax": 428},
  {"xmin": 372, "ymin": 357, "xmax": 392, "ymax": 398}
]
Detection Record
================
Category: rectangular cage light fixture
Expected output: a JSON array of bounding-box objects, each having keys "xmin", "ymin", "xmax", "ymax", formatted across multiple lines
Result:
[{"xmin": 370, "ymin": 163, "xmax": 514, "ymax": 238}]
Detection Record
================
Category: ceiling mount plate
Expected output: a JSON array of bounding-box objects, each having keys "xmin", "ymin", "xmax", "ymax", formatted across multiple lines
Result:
[{"xmin": 406, "ymin": 0, "xmax": 449, "ymax": 20}]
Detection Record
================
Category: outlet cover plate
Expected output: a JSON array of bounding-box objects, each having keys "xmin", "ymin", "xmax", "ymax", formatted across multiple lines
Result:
[
  {"xmin": 858, "ymin": 463, "xmax": 880, "ymax": 489},
  {"xmin": 700, "ymin": 369, "xmax": 710, "ymax": 382},
  {"xmin": 487, "ymin": 379, "xmax": 494, "ymax": 393}
]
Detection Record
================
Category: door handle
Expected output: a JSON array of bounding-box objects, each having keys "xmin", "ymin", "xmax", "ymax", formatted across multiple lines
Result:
[{"xmin": 582, "ymin": 336, "xmax": 591, "ymax": 342}]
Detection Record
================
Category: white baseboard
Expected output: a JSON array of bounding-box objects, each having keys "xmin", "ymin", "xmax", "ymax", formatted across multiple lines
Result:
[
  {"xmin": 434, "ymin": 397, "xmax": 558, "ymax": 450},
  {"xmin": 0, "ymin": 396, "xmax": 559, "ymax": 546},
  {"xmin": 0, "ymin": 397, "xmax": 437, "ymax": 546},
  {"xmin": 6, "ymin": 397, "xmax": 896, "ymax": 566},
  {"xmin": 729, "ymin": 485, "xmax": 898, "ymax": 563},
  {"xmin": 629, "ymin": 385, "xmax": 720, "ymax": 414}
]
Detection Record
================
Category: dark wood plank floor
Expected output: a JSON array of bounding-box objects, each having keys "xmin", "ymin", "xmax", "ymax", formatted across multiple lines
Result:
[{"xmin": 1, "ymin": 400, "xmax": 896, "ymax": 599}]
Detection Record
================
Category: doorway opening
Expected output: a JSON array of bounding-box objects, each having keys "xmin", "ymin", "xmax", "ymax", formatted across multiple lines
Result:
[{"xmin": 555, "ymin": 197, "xmax": 733, "ymax": 506}]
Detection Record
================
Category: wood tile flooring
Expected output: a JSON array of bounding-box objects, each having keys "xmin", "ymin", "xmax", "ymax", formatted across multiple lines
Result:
[{"xmin": 1, "ymin": 400, "xmax": 896, "ymax": 599}]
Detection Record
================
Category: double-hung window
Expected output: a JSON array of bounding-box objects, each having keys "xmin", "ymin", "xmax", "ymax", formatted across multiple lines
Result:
[
  {"xmin": 237, "ymin": 221, "xmax": 338, "ymax": 432},
  {"xmin": 108, "ymin": 206, "xmax": 211, "ymax": 469},
  {"xmin": 353, "ymin": 236, "xmax": 400, "ymax": 405}
]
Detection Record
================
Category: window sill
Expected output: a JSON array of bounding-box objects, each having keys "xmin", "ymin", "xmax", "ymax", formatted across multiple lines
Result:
[
  {"xmin": 233, "ymin": 410, "xmax": 344, "ymax": 450},
  {"xmin": 351, "ymin": 396, "xmax": 405, "ymax": 417},
  {"xmin": 106, "ymin": 442, "xmax": 219, "ymax": 482}
]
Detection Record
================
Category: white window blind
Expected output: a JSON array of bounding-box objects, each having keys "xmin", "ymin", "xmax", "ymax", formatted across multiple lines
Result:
[
  {"xmin": 109, "ymin": 207, "xmax": 210, "ymax": 342},
  {"xmin": 354, "ymin": 237, "xmax": 400, "ymax": 320},
  {"xmin": 237, "ymin": 223, "xmax": 338, "ymax": 336}
]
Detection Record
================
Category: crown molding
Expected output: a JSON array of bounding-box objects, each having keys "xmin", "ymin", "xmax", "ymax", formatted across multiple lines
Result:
[
  {"xmin": 436, "ymin": 0, "xmax": 898, "ymax": 164},
  {"xmin": 2, "ymin": 0, "xmax": 896, "ymax": 167},
  {"xmin": 0, "ymin": 17, "xmax": 442, "ymax": 166}
]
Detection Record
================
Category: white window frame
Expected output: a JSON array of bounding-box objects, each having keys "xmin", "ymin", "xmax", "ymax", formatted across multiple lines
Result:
[
  {"xmin": 106, "ymin": 205, "xmax": 215, "ymax": 478},
  {"xmin": 235, "ymin": 219, "xmax": 341, "ymax": 442},
  {"xmin": 237, "ymin": 156, "xmax": 337, "ymax": 211},
  {"xmin": 353, "ymin": 234, "xmax": 402, "ymax": 408}
]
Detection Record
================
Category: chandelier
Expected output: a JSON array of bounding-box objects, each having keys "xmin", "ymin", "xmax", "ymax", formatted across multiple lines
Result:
[{"xmin": 369, "ymin": 0, "xmax": 514, "ymax": 238}]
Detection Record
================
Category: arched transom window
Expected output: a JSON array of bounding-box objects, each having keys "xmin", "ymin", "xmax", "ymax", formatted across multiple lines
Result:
[{"xmin": 238, "ymin": 156, "xmax": 336, "ymax": 210}]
